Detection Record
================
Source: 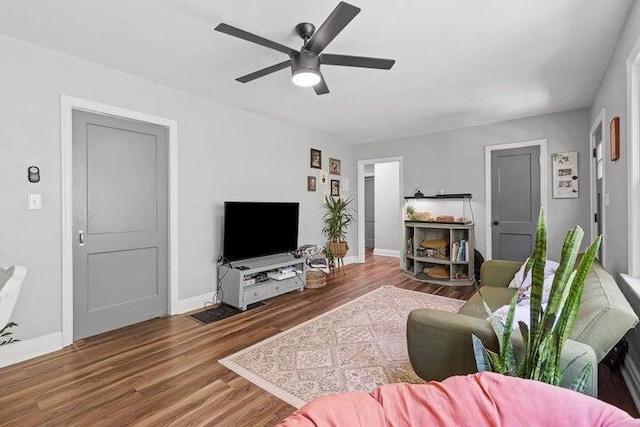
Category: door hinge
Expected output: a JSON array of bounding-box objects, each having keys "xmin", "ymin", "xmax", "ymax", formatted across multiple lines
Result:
[
  {"xmin": 594, "ymin": 213, "xmax": 598, "ymax": 223},
  {"xmin": 593, "ymin": 148, "xmax": 597, "ymax": 158}
]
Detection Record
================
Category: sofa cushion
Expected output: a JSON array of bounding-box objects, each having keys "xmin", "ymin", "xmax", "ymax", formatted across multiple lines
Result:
[
  {"xmin": 570, "ymin": 265, "xmax": 639, "ymax": 361},
  {"xmin": 458, "ymin": 287, "xmax": 517, "ymax": 319}
]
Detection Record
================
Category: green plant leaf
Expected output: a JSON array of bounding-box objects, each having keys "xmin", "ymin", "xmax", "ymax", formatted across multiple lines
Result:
[
  {"xmin": 526, "ymin": 208, "xmax": 547, "ymax": 375},
  {"xmin": 546, "ymin": 226, "xmax": 582, "ymax": 317},
  {"xmin": 0, "ymin": 322, "xmax": 19, "ymax": 346},
  {"xmin": 486, "ymin": 348, "xmax": 505, "ymax": 374},
  {"xmin": 322, "ymin": 195, "xmax": 355, "ymax": 242},
  {"xmin": 499, "ymin": 293, "xmax": 518, "ymax": 374},
  {"xmin": 472, "ymin": 334, "xmax": 492, "ymax": 372},
  {"xmin": 570, "ymin": 364, "xmax": 593, "ymax": 393}
]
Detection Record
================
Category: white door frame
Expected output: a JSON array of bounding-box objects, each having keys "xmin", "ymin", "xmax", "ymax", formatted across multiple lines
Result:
[
  {"xmin": 60, "ymin": 95, "xmax": 179, "ymax": 346},
  {"xmin": 484, "ymin": 138, "xmax": 547, "ymax": 259},
  {"xmin": 589, "ymin": 108, "xmax": 607, "ymax": 266},
  {"xmin": 356, "ymin": 157, "xmax": 403, "ymax": 264}
]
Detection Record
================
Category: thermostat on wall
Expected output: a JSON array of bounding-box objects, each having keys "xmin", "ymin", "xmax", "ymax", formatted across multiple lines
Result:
[{"xmin": 28, "ymin": 166, "xmax": 40, "ymax": 183}]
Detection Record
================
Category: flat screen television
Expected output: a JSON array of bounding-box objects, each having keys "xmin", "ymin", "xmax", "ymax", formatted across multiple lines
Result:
[{"xmin": 223, "ymin": 201, "xmax": 300, "ymax": 262}]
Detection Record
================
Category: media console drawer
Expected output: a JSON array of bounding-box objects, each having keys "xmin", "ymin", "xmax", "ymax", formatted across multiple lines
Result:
[
  {"xmin": 243, "ymin": 286, "xmax": 268, "ymax": 305},
  {"xmin": 267, "ymin": 277, "xmax": 302, "ymax": 297}
]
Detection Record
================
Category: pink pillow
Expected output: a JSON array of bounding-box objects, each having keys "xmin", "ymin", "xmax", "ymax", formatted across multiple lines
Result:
[{"xmin": 277, "ymin": 372, "xmax": 639, "ymax": 427}]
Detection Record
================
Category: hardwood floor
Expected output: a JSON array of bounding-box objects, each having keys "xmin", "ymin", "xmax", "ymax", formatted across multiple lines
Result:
[{"xmin": 1, "ymin": 251, "xmax": 637, "ymax": 426}]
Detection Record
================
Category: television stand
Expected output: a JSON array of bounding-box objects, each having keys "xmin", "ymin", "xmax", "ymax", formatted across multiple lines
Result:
[{"xmin": 218, "ymin": 254, "xmax": 306, "ymax": 311}]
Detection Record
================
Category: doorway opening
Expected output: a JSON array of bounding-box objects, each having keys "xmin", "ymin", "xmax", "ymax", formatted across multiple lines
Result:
[
  {"xmin": 356, "ymin": 157, "xmax": 403, "ymax": 264},
  {"xmin": 590, "ymin": 109, "xmax": 607, "ymax": 265}
]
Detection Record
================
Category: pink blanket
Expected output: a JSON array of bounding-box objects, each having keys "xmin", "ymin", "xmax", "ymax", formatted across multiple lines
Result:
[{"xmin": 277, "ymin": 372, "xmax": 639, "ymax": 426}]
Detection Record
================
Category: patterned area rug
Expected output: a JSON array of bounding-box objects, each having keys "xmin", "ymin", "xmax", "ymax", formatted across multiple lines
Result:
[{"xmin": 218, "ymin": 285, "xmax": 465, "ymax": 408}]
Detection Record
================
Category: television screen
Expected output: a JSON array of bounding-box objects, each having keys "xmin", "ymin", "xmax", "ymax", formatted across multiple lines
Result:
[{"xmin": 223, "ymin": 201, "xmax": 300, "ymax": 262}]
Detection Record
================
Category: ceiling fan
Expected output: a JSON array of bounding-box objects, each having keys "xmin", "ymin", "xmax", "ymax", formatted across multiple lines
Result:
[{"xmin": 214, "ymin": 1, "xmax": 395, "ymax": 95}]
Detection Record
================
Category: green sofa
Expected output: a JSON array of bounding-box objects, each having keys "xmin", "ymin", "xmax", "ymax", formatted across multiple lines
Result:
[{"xmin": 407, "ymin": 258, "xmax": 639, "ymax": 397}]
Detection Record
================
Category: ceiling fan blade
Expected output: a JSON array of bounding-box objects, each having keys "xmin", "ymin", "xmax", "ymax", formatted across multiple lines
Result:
[
  {"xmin": 321, "ymin": 54, "xmax": 395, "ymax": 69},
  {"xmin": 236, "ymin": 60, "xmax": 292, "ymax": 83},
  {"xmin": 305, "ymin": 2, "xmax": 360, "ymax": 54},
  {"xmin": 215, "ymin": 23, "xmax": 298, "ymax": 57},
  {"xmin": 314, "ymin": 74, "xmax": 329, "ymax": 95}
]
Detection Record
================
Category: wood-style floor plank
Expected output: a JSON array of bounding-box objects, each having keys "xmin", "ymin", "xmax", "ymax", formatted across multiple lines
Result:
[{"xmin": 0, "ymin": 251, "xmax": 637, "ymax": 426}]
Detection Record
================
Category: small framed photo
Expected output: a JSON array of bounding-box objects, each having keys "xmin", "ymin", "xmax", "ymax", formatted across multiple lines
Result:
[
  {"xmin": 320, "ymin": 170, "xmax": 328, "ymax": 186},
  {"xmin": 310, "ymin": 149, "xmax": 322, "ymax": 169},
  {"xmin": 329, "ymin": 158, "xmax": 341, "ymax": 175},
  {"xmin": 307, "ymin": 175, "xmax": 316, "ymax": 192},
  {"xmin": 330, "ymin": 179, "xmax": 340, "ymax": 197},
  {"xmin": 610, "ymin": 117, "xmax": 620, "ymax": 161}
]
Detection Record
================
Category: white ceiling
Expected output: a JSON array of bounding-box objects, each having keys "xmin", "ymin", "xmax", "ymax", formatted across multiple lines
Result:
[{"xmin": 0, "ymin": 0, "xmax": 633, "ymax": 143}]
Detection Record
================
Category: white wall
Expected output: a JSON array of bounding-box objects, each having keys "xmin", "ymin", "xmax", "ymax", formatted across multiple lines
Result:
[
  {"xmin": 373, "ymin": 162, "xmax": 400, "ymax": 255},
  {"xmin": 589, "ymin": 0, "xmax": 640, "ymax": 401},
  {"xmin": 0, "ymin": 34, "xmax": 354, "ymax": 344},
  {"xmin": 354, "ymin": 109, "xmax": 591, "ymax": 261}
]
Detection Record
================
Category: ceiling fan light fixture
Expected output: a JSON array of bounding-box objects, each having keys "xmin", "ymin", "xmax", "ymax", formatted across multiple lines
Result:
[
  {"xmin": 291, "ymin": 51, "xmax": 321, "ymax": 87},
  {"xmin": 292, "ymin": 69, "xmax": 321, "ymax": 87}
]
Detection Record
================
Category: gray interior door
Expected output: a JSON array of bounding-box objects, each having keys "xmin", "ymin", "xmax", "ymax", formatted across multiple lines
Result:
[
  {"xmin": 73, "ymin": 110, "xmax": 168, "ymax": 340},
  {"xmin": 365, "ymin": 176, "xmax": 375, "ymax": 249},
  {"xmin": 491, "ymin": 145, "xmax": 541, "ymax": 261}
]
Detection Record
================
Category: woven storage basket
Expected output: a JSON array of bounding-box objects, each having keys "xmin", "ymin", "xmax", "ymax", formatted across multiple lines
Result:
[
  {"xmin": 419, "ymin": 238, "xmax": 449, "ymax": 258},
  {"xmin": 306, "ymin": 270, "xmax": 327, "ymax": 288}
]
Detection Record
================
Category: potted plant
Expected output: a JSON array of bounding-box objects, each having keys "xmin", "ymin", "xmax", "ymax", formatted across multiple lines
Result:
[
  {"xmin": 322, "ymin": 195, "xmax": 355, "ymax": 259},
  {"xmin": 0, "ymin": 322, "xmax": 18, "ymax": 345},
  {"xmin": 472, "ymin": 208, "xmax": 601, "ymax": 392}
]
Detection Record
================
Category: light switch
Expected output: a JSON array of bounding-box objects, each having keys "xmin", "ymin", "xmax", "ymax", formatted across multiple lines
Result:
[
  {"xmin": 605, "ymin": 193, "xmax": 610, "ymax": 207},
  {"xmin": 28, "ymin": 194, "xmax": 42, "ymax": 210},
  {"xmin": 342, "ymin": 179, "xmax": 350, "ymax": 192}
]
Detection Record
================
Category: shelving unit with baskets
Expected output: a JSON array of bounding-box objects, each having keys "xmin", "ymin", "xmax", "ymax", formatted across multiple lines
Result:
[{"xmin": 403, "ymin": 194, "xmax": 475, "ymax": 286}]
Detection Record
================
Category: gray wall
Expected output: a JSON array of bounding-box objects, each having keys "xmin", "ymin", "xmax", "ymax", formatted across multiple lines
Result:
[
  {"xmin": 373, "ymin": 162, "xmax": 400, "ymax": 254},
  {"xmin": 589, "ymin": 0, "xmax": 640, "ymax": 386},
  {"xmin": 354, "ymin": 109, "xmax": 591, "ymax": 261},
  {"xmin": 590, "ymin": 0, "xmax": 640, "ymax": 277},
  {"xmin": 0, "ymin": 34, "xmax": 354, "ymax": 342}
]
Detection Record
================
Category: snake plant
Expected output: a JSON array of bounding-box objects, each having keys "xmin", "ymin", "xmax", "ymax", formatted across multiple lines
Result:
[{"xmin": 472, "ymin": 208, "xmax": 601, "ymax": 392}]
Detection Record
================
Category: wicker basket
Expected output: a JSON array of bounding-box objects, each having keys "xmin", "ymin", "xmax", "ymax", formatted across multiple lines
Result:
[{"xmin": 306, "ymin": 270, "xmax": 327, "ymax": 288}]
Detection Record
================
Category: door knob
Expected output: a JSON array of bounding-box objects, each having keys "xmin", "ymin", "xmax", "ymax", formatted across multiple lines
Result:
[
  {"xmin": 492, "ymin": 220, "xmax": 499, "ymax": 226},
  {"xmin": 78, "ymin": 230, "xmax": 85, "ymax": 246}
]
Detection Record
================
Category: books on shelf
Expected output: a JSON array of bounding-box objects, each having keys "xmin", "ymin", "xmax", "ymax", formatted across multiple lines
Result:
[{"xmin": 451, "ymin": 240, "xmax": 467, "ymax": 262}]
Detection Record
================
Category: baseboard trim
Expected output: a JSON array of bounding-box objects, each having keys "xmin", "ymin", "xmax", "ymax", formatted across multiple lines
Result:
[
  {"xmin": 621, "ymin": 353, "xmax": 640, "ymax": 413},
  {"xmin": 174, "ymin": 292, "xmax": 213, "ymax": 314},
  {"xmin": 373, "ymin": 248, "xmax": 400, "ymax": 258},
  {"xmin": 342, "ymin": 255, "xmax": 359, "ymax": 265},
  {"xmin": 0, "ymin": 332, "xmax": 63, "ymax": 368}
]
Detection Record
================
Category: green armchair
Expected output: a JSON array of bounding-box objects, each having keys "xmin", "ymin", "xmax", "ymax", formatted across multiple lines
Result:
[{"xmin": 406, "ymin": 259, "xmax": 638, "ymax": 397}]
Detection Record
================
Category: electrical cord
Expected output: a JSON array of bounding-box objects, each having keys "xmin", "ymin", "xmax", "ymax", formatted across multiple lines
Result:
[{"xmin": 206, "ymin": 255, "xmax": 232, "ymax": 310}]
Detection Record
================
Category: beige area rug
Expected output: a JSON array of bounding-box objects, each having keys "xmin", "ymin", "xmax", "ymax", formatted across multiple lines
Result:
[{"xmin": 218, "ymin": 285, "xmax": 465, "ymax": 408}]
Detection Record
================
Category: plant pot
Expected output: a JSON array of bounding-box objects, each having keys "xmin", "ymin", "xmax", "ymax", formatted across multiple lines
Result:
[{"xmin": 327, "ymin": 241, "xmax": 348, "ymax": 258}]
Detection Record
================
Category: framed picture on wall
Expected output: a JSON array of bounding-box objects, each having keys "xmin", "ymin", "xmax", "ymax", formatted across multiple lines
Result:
[
  {"xmin": 310, "ymin": 149, "xmax": 322, "ymax": 169},
  {"xmin": 320, "ymin": 170, "xmax": 328, "ymax": 185},
  {"xmin": 307, "ymin": 176, "xmax": 316, "ymax": 192},
  {"xmin": 610, "ymin": 117, "xmax": 620, "ymax": 161},
  {"xmin": 551, "ymin": 152, "xmax": 578, "ymax": 199},
  {"xmin": 329, "ymin": 158, "xmax": 341, "ymax": 175},
  {"xmin": 330, "ymin": 179, "xmax": 340, "ymax": 196}
]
